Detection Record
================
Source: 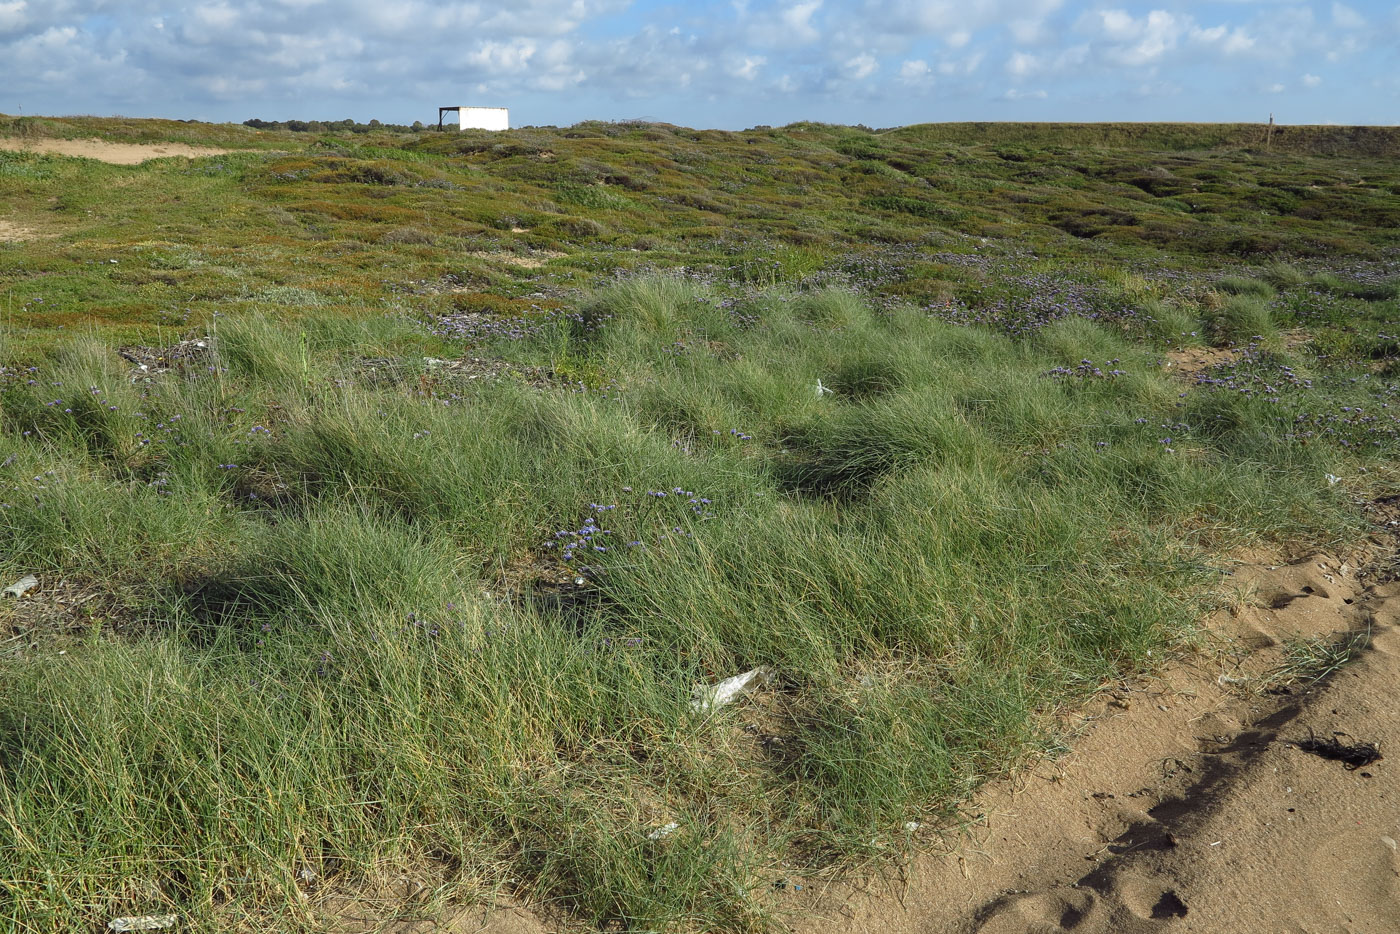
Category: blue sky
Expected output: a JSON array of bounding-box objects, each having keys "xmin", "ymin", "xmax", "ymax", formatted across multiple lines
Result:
[{"xmin": 1, "ymin": 0, "xmax": 1396, "ymax": 128}]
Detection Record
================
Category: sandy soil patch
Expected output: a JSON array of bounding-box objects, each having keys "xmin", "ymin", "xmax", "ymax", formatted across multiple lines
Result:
[
  {"xmin": 0, "ymin": 137, "xmax": 241, "ymax": 165},
  {"xmin": 1163, "ymin": 345, "xmax": 1239, "ymax": 380},
  {"xmin": 1166, "ymin": 334, "xmax": 1311, "ymax": 381},
  {"xmin": 0, "ymin": 219, "xmax": 36, "ymax": 242},
  {"xmin": 465, "ymin": 250, "xmax": 566, "ymax": 269}
]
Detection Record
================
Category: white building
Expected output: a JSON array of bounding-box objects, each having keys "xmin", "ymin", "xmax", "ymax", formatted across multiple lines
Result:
[{"xmin": 438, "ymin": 106, "xmax": 509, "ymax": 131}]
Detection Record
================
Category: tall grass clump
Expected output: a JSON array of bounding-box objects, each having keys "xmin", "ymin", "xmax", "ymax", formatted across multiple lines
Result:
[
  {"xmin": 1134, "ymin": 297, "xmax": 1201, "ymax": 346},
  {"xmin": 1262, "ymin": 262, "xmax": 1309, "ymax": 289},
  {"xmin": 1206, "ymin": 294, "xmax": 1281, "ymax": 347}
]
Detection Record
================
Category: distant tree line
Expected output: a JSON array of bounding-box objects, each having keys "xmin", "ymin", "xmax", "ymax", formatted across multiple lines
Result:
[{"xmin": 242, "ymin": 118, "xmax": 428, "ymax": 133}]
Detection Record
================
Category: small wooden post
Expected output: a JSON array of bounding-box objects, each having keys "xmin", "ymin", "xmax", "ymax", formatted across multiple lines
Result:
[{"xmin": 1266, "ymin": 113, "xmax": 1274, "ymax": 150}]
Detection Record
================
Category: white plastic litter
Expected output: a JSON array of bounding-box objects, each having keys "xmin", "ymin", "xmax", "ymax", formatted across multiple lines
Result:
[
  {"xmin": 1326, "ymin": 473, "xmax": 1341, "ymax": 486},
  {"xmin": 815, "ymin": 379, "xmax": 833, "ymax": 397},
  {"xmin": 904, "ymin": 821, "xmax": 921, "ymax": 832},
  {"xmin": 647, "ymin": 822, "xmax": 680, "ymax": 840},
  {"xmin": 108, "ymin": 916, "xmax": 177, "ymax": 932},
  {"xmin": 691, "ymin": 666, "xmax": 774, "ymax": 712},
  {"xmin": 3, "ymin": 575, "xmax": 37, "ymax": 599}
]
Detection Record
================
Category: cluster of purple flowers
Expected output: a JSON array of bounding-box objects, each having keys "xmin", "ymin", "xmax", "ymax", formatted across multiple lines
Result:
[
  {"xmin": 925, "ymin": 266, "xmax": 1140, "ymax": 337},
  {"xmin": 543, "ymin": 487, "xmax": 713, "ymax": 570},
  {"xmin": 133, "ymin": 412, "xmax": 189, "ymax": 449},
  {"xmin": 1189, "ymin": 342, "xmax": 1315, "ymax": 404},
  {"xmin": 549, "ymin": 516, "xmax": 617, "ymax": 562}
]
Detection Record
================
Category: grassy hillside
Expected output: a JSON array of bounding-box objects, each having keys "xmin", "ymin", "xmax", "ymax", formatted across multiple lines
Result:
[
  {"xmin": 1, "ymin": 115, "xmax": 1397, "ymax": 349},
  {"xmin": 0, "ymin": 116, "xmax": 1398, "ymax": 932}
]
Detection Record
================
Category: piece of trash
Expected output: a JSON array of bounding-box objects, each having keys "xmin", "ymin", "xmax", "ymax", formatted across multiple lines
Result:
[
  {"xmin": 857, "ymin": 674, "xmax": 876, "ymax": 688},
  {"xmin": 1326, "ymin": 474, "xmax": 1341, "ymax": 486},
  {"xmin": 3, "ymin": 575, "xmax": 37, "ymax": 599},
  {"xmin": 815, "ymin": 379, "xmax": 833, "ymax": 397},
  {"xmin": 691, "ymin": 666, "xmax": 775, "ymax": 712},
  {"xmin": 647, "ymin": 822, "xmax": 680, "ymax": 840},
  {"xmin": 296, "ymin": 866, "xmax": 317, "ymax": 883},
  {"xmin": 108, "ymin": 916, "xmax": 176, "ymax": 932},
  {"xmin": 904, "ymin": 821, "xmax": 921, "ymax": 832},
  {"xmin": 1382, "ymin": 836, "xmax": 1397, "ymax": 852}
]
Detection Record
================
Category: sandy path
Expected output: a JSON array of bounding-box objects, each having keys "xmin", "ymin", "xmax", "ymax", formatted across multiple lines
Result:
[
  {"xmin": 0, "ymin": 137, "xmax": 241, "ymax": 164},
  {"xmin": 793, "ymin": 551, "xmax": 1400, "ymax": 934}
]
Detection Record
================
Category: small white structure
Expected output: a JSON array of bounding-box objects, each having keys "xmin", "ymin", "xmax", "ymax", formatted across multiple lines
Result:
[{"xmin": 438, "ymin": 106, "xmax": 509, "ymax": 131}]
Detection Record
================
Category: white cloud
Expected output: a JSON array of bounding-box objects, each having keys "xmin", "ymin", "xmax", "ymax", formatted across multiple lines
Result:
[
  {"xmin": 872, "ymin": 0, "xmax": 1065, "ymax": 46},
  {"xmin": 1097, "ymin": 9, "xmax": 1137, "ymax": 40},
  {"xmin": 1113, "ymin": 10, "xmax": 1181, "ymax": 65},
  {"xmin": 782, "ymin": 0, "xmax": 823, "ymax": 41},
  {"xmin": 937, "ymin": 50, "xmax": 984, "ymax": 75},
  {"xmin": 1266, "ymin": 82, "xmax": 1285, "ymax": 92},
  {"xmin": 1220, "ymin": 28, "xmax": 1255, "ymax": 54},
  {"xmin": 899, "ymin": 58, "xmax": 933, "ymax": 84},
  {"xmin": 0, "ymin": 0, "xmax": 29, "ymax": 35},
  {"xmin": 844, "ymin": 52, "xmax": 878, "ymax": 78},
  {"xmin": 1003, "ymin": 87, "xmax": 1047, "ymax": 99},
  {"xmin": 1004, "ymin": 44, "xmax": 1087, "ymax": 77},
  {"xmin": 730, "ymin": 55, "xmax": 767, "ymax": 79},
  {"xmin": 741, "ymin": 0, "xmax": 824, "ymax": 47},
  {"xmin": 1302, "ymin": 72, "xmax": 1321, "ymax": 87},
  {"xmin": 1006, "ymin": 50, "xmax": 1039, "ymax": 76},
  {"xmin": 1330, "ymin": 2, "xmax": 1365, "ymax": 29},
  {"xmin": 464, "ymin": 39, "xmax": 539, "ymax": 73}
]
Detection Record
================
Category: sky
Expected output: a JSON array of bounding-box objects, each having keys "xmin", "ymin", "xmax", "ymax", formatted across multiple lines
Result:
[{"xmin": 1, "ymin": 0, "xmax": 1396, "ymax": 129}]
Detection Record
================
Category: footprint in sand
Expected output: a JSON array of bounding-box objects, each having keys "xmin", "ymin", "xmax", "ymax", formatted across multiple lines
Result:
[
  {"xmin": 1112, "ymin": 872, "xmax": 1189, "ymax": 921},
  {"xmin": 975, "ymin": 888, "xmax": 1101, "ymax": 932}
]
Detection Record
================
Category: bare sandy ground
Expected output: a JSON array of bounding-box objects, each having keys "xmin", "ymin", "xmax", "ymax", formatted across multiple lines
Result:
[
  {"xmin": 789, "ymin": 549, "xmax": 1400, "ymax": 934},
  {"xmin": 0, "ymin": 137, "xmax": 240, "ymax": 164},
  {"xmin": 0, "ymin": 219, "xmax": 35, "ymax": 242}
]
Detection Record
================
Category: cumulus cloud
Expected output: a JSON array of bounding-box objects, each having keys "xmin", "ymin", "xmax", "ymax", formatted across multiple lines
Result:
[
  {"xmin": 1330, "ymin": 2, "xmax": 1365, "ymax": 29},
  {"xmin": 739, "ymin": 0, "xmax": 825, "ymax": 47},
  {"xmin": 898, "ymin": 58, "xmax": 934, "ymax": 85},
  {"xmin": 1004, "ymin": 44, "xmax": 1087, "ymax": 77},
  {"xmin": 874, "ymin": 0, "xmax": 1065, "ymax": 37},
  {"xmin": 0, "ymin": 1, "xmax": 29, "ymax": 35},
  {"xmin": 730, "ymin": 55, "xmax": 767, "ymax": 80},
  {"xmin": 1302, "ymin": 72, "xmax": 1321, "ymax": 87},
  {"xmin": 844, "ymin": 52, "xmax": 878, "ymax": 79}
]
